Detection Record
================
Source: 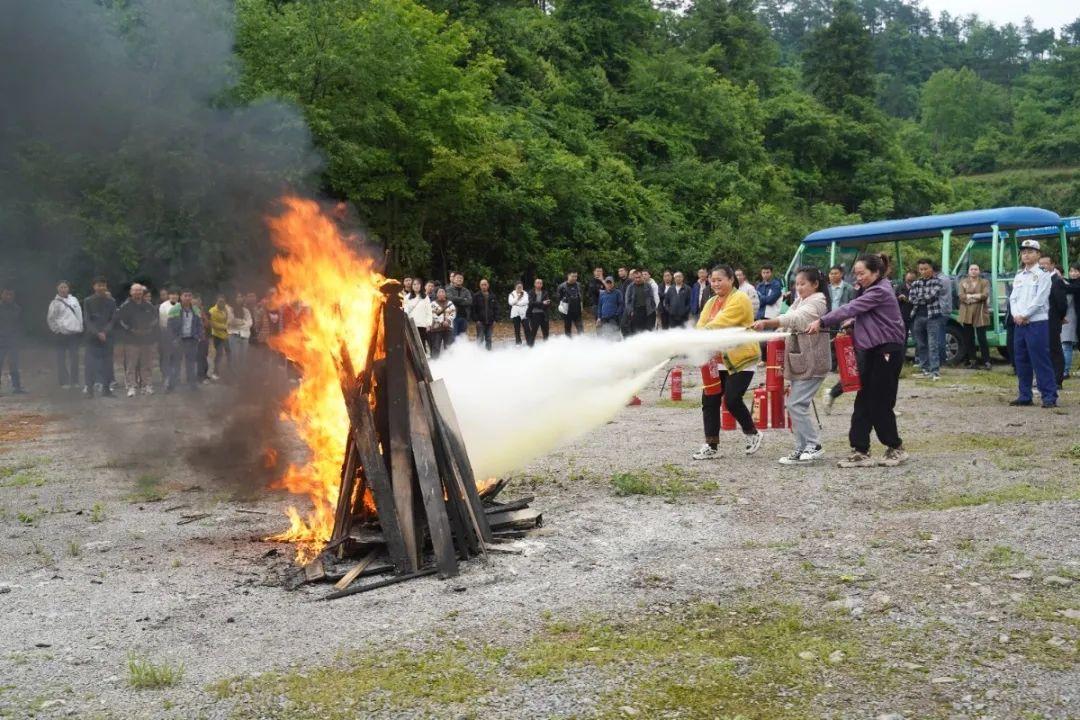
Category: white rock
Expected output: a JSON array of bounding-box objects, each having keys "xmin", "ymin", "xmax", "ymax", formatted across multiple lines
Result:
[
  {"xmin": 1043, "ymin": 575, "xmax": 1073, "ymax": 587},
  {"xmin": 869, "ymin": 592, "xmax": 893, "ymax": 610},
  {"xmin": 1057, "ymin": 609, "xmax": 1080, "ymax": 620},
  {"xmin": 900, "ymin": 662, "xmax": 924, "ymax": 670},
  {"xmin": 798, "ymin": 651, "xmax": 815, "ymax": 660},
  {"xmin": 1008, "ymin": 571, "xmax": 1033, "ymax": 580},
  {"xmin": 827, "ymin": 650, "xmax": 845, "ymax": 664},
  {"xmin": 1047, "ymin": 636, "xmax": 1068, "ymax": 648},
  {"xmin": 931, "ymin": 676, "xmax": 958, "ymax": 684},
  {"xmin": 998, "ymin": 634, "xmax": 1010, "ymax": 644},
  {"xmin": 877, "ymin": 714, "xmax": 904, "ymax": 720},
  {"xmin": 620, "ymin": 707, "xmax": 639, "ymax": 717}
]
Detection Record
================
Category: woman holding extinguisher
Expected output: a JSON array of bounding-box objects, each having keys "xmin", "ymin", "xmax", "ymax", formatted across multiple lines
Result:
[
  {"xmin": 752, "ymin": 267, "xmax": 831, "ymax": 465},
  {"xmin": 693, "ymin": 265, "xmax": 762, "ymax": 460},
  {"xmin": 807, "ymin": 253, "xmax": 908, "ymax": 468}
]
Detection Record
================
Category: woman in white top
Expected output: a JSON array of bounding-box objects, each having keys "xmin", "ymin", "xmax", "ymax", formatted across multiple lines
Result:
[
  {"xmin": 404, "ymin": 278, "xmax": 433, "ymax": 353},
  {"xmin": 734, "ymin": 268, "xmax": 760, "ymax": 316},
  {"xmin": 508, "ymin": 282, "xmax": 529, "ymax": 346},
  {"xmin": 226, "ymin": 293, "xmax": 253, "ymax": 370}
]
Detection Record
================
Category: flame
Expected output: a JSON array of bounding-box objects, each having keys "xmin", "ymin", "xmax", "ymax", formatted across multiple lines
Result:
[{"xmin": 265, "ymin": 196, "xmax": 385, "ymax": 562}]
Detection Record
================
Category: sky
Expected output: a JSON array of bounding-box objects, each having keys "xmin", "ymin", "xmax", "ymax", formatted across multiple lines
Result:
[{"xmin": 920, "ymin": 0, "xmax": 1077, "ymax": 30}]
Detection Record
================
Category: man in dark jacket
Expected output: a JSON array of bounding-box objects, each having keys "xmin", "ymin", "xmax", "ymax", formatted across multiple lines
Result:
[
  {"xmin": 623, "ymin": 270, "xmax": 656, "ymax": 335},
  {"xmin": 473, "ymin": 278, "xmax": 498, "ymax": 351},
  {"xmin": 117, "ymin": 283, "xmax": 159, "ymax": 396},
  {"xmin": 526, "ymin": 278, "xmax": 550, "ymax": 346},
  {"xmin": 446, "ymin": 272, "xmax": 472, "ymax": 339},
  {"xmin": 167, "ymin": 290, "xmax": 204, "ymax": 391},
  {"xmin": 0, "ymin": 288, "xmax": 25, "ymax": 394},
  {"xmin": 587, "ymin": 268, "xmax": 605, "ymax": 311},
  {"xmin": 755, "ymin": 265, "xmax": 783, "ymax": 321},
  {"xmin": 664, "ymin": 272, "xmax": 692, "ymax": 327},
  {"xmin": 1040, "ymin": 255, "xmax": 1069, "ymax": 386},
  {"xmin": 557, "ymin": 272, "xmax": 584, "ymax": 337},
  {"xmin": 83, "ymin": 277, "xmax": 118, "ymax": 397}
]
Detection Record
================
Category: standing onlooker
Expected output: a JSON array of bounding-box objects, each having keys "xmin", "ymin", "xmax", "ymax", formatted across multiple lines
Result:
[
  {"xmin": 957, "ymin": 263, "xmax": 992, "ymax": 370},
  {"xmin": 617, "ymin": 267, "xmax": 631, "ymax": 295},
  {"xmin": 1063, "ymin": 264, "xmax": 1080, "ymax": 379},
  {"xmin": 641, "ymin": 270, "xmax": 661, "ymax": 326},
  {"xmin": 808, "ymin": 253, "xmax": 908, "ymax": 467},
  {"xmin": 753, "ymin": 267, "xmax": 831, "ymax": 464},
  {"xmin": 208, "ymin": 295, "xmax": 231, "ymax": 380},
  {"xmin": 428, "ymin": 287, "xmax": 456, "ymax": 358},
  {"xmin": 588, "ymin": 268, "xmax": 605, "ymax": 311},
  {"xmin": 935, "ymin": 266, "xmax": 953, "ymax": 366},
  {"xmin": 526, "ymin": 278, "xmax": 551, "ymax": 346},
  {"xmin": 192, "ymin": 294, "xmax": 211, "ymax": 382},
  {"xmin": 167, "ymin": 290, "xmax": 204, "ymax": 391},
  {"xmin": 827, "ymin": 266, "xmax": 854, "ymax": 309},
  {"xmin": 754, "ymin": 265, "xmax": 783, "ymax": 321},
  {"xmin": 622, "ymin": 270, "xmax": 656, "ymax": 335},
  {"xmin": 909, "ymin": 258, "xmax": 944, "ymax": 381},
  {"xmin": 158, "ymin": 288, "xmax": 178, "ymax": 387},
  {"xmin": 83, "ymin": 277, "xmax": 117, "ymax": 398},
  {"xmin": 1010, "ymin": 240, "xmax": 1057, "ymax": 407},
  {"xmin": 117, "ymin": 284, "xmax": 158, "ymax": 396},
  {"xmin": 557, "ymin": 272, "xmax": 584, "ymax": 337},
  {"xmin": 658, "ymin": 270, "xmax": 675, "ymax": 329},
  {"xmin": 405, "ymin": 279, "xmax": 433, "ymax": 353},
  {"xmin": 689, "ymin": 268, "xmax": 712, "ymax": 321},
  {"xmin": 693, "ymin": 265, "xmax": 762, "ymax": 459},
  {"xmin": 664, "ymin": 272, "xmax": 692, "ymax": 327},
  {"xmin": 446, "ymin": 273, "xmax": 472, "ymax": 339},
  {"xmin": 47, "ymin": 281, "xmax": 83, "ymax": 389},
  {"xmin": 473, "ymin": 279, "xmax": 498, "ymax": 350},
  {"xmin": 507, "ymin": 282, "xmax": 529, "ymax": 346},
  {"xmin": 425, "ymin": 281, "xmax": 437, "ymax": 302},
  {"xmin": 896, "ymin": 270, "xmax": 915, "ymax": 343},
  {"xmin": 596, "ymin": 277, "xmax": 624, "ymax": 338},
  {"xmin": 734, "ymin": 268, "xmax": 760, "ymax": 316},
  {"xmin": 1038, "ymin": 255, "xmax": 1069, "ymax": 387},
  {"xmin": 0, "ymin": 288, "xmax": 25, "ymax": 395},
  {"xmin": 227, "ymin": 293, "xmax": 253, "ymax": 371}
]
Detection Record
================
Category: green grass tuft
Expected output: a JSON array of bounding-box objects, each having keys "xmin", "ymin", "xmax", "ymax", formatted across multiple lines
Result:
[
  {"xmin": 89, "ymin": 502, "xmax": 106, "ymax": 523},
  {"xmin": 918, "ymin": 481, "xmax": 1080, "ymax": 510},
  {"xmin": 128, "ymin": 654, "xmax": 184, "ymax": 689},
  {"xmin": 128, "ymin": 474, "xmax": 166, "ymax": 503},
  {"xmin": 611, "ymin": 465, "xmax": 693, "ymax": 502}
]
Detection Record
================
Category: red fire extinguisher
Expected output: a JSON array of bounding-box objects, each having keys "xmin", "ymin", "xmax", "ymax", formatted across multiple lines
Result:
[
  {"xmin": 752, "ymin": 384, "xmax": 769, "ymax": 430},
  {"xmin": 721, "ymin": 396, "xmax": 736, "ymax": 431},
  {"xmin": 765, "ymin": 338, "xmax": 785, "ymax": 392},
  {"xmin": 701, "ymin": 355, "xmax": 724, "ymax": 396},
  {"xmin": 834, "ymin": 332, "xmax": 862, "ymax": 393},
  {"xmin": 769, "ymin": 387, "xmax": 786, "ymax": 429},
  {"xmin": 670, "ymin": 365, "xmax": 683, "ymax": 401}
]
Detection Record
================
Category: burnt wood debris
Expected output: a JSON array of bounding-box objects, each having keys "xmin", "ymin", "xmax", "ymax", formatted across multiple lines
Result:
[{"xmin": 287, "ymin": 281, "xmax": 541, "ymax": 598}]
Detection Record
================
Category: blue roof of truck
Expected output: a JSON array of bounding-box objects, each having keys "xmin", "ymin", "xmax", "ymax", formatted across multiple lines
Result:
[
  {"xmin": 971, "ymin": 216, "xmax": 1079, "ymax": 241},
  {"xmin": 802, "ymin": 207, "xmax": 1062, "ymax": 247}
]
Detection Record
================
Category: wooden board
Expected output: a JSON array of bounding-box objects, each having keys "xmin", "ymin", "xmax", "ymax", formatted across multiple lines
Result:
[
  {"xmin": 330, "ymin": 435, "xmax": 359, "ymax": 544},
  {"xmin": 427, "ymin": 379, "xmax": 493, "ymax": 543},
  {"xmin": 487, "ymin": 508, "xmax": 543, "ymax": 530},
  {"xmin": 383, "ymin": 304, "xmax": 420, "ymax": 571},
  {"xmin": 484, "ymin": 496, "xmax": 535, "ymax": 515},
  {"xmin": 403, "ymin": 315, "xmax": 434, "ymax": 383},
  {"xmin": 333, "ymin": 550, "xmax": 380, "ymax": 591},
  {"xmin": 411, "ymin": 378, "xmax": 458, "ymax": 578}
]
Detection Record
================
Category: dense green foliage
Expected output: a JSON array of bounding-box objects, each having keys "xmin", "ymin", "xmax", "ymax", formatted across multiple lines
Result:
[{"xmin": 4, "ymin": 0, "xmax": 1080, "ymax": 297}]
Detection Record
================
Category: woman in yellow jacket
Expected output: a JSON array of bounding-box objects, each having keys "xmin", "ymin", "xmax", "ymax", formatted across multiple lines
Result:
[{"xmin": 693, "ymin": 265, "xmax": 762, "ymax": 459}]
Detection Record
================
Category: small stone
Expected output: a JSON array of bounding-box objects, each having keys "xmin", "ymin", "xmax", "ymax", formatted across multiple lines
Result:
[
  {"xmin": 1058, "ymin": 609, "xmax": 1080, "ymax": 620},
  {"xmin": 1043, "ymin": 576, "xmax": 1073, "ymax": 587},
  {"xmin": 0, "ymin": 585, "xmax": 11, "ymax": 594},
  {"xmin": 797, "ymin": 651, "xmax": 815, "ymax": 660},
  {"xmin": 827, "ymin": 650, "xmax": 845, "ymax": 664},
  {"xmin": 931, "ymin": 676, "xmax": 958, "ymax": 684},
  {"xmin": 900, "ymin": 661, "xmax": 924, "ymax": 670},
  {"xmin": 1009, "ymin": 571, "xmax": 1033, "ymax": 580},
  {"xmin": 586, "ymin": 646, "xmax": 601, "ymax": 652},
  {"xmin": 825, "ymin": 597, "xmax": 860, "ymax": 611},
  {"xmin": 620, "ymin": 707, "xmax": 639, "ymax": 717},
  {"xmin": 877, "ymin": 714, "xmax": 903, "ymax": 720},
  {"xmin": 869, "ymin": 592, "xmax": 893, "ymax": 610},
  {"xmin": 998, "ymin": 634, "xmax": 1010, "ymax": 644},
  {"xmin": 1047, "ymin": 636, "xmax": 1068, "ymax": 648},
  {"xmin": 985, "ymin": 688, "xmax": 999, "ymax": 700},
  {"xmin": 39, "ymin": 700, "xmax": 65, "ymax": 710},
  {"xmin": 34, "ymin": 642, "xmax": 51, "ymax": 648}
]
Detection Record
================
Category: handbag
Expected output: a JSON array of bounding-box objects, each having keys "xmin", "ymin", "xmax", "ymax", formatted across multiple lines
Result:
[{"xmin": 558, "ymin": 300, "xmax": 569, "ymax": 315}]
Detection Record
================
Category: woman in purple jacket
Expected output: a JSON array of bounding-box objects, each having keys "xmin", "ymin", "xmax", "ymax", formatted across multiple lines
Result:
[{"xmin": 807, "ymin": 253, "xmax": 909, "ymax": 468}]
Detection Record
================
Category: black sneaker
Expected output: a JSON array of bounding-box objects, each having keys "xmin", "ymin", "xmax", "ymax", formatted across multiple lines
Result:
[
  {"xmin": 1008, "ymin": 399, "xmax": 1033, "ymax": 407},
  {"xmin": 1042, "ymin": 402, "xmax": 1058, "ymax": 409}
]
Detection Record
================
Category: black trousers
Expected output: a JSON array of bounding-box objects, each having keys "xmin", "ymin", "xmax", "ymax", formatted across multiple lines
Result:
[
  {"xmin": 702, "ymin": 370, "xmax": 756, "ymax": 443},
  {"xmin": 56, "ymin": 333, "xmax": 80, "ymax": 386},
  {"xmin": 526, "ymin": 314, "xmax": 548, "ymax": 346},
  {"xmin": 512, "ymin": 317, "xmax": 523, "ymax": 345},
  {"xmin": 849, "ymin": 346, "xmax": 903, "ymax": 454},
  {"xmin": 963, "ymin": 323, "xmax": 990, "ymax": 365},
  {"xmin": 1049, "ymin": 318, "xmax": 1065, "ymax": 385},
  {"xmin": 563, "ymin": 313, "xmax": 583, "ymax": 337},
  {"xmin": 429, "ymin": 330, "xmax": 449, "ymax": 358},
  {"xmin": 1006, "ymin": 322, "xmax": 1015, "ymax": 371},
  {"xmin": 417, "ymin": 326, "xmax": 429, "ymax": 354}
]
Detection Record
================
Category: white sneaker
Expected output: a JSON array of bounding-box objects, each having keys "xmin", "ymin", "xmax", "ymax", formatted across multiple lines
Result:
[
  {"xmin": 744, "ymin": 432, "xmax": 763, "ymax": 456},
  {"xmin": 913, "ymin": 370, "xmax": 930, "ymax": 379},
  {"xmin": 692, "ymin": 444, "xmax": 720, "ymax": 460},
  {"xmin": 778, "ymin": 448, "xmax": 804, "ymax": 465},
  {"xmin": 143, "ymin": 385, "xmax": 154, "ymax": 395},
  {"xmin": 126, "ymin": 387, "xmax": 137, "ymax": 398},
  {"xmin": 208, "ymin": 372, "xmax": 220, "ymax": 381},
  {"xmin": 930, "ymin": 373, "xmax": 940, "ymax": 382},
  {"xmin": 798, "ymin": 445, "xmax": 825, "ymax": 462}
]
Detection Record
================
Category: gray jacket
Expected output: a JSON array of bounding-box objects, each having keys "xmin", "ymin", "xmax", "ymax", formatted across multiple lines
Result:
[{"xmin": 777, "ymin": 292, "xmax": 831, "ymax": 380}]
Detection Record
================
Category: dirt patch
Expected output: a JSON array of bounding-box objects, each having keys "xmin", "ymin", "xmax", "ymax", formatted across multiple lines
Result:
[{"xmin": 0, "ymin": 412, "xmax": 58, "ymax": 448}]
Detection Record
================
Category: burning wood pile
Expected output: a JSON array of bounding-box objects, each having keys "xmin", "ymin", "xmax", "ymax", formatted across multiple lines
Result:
[{"xmin": 292, "ymin": 287, "xmax": 541, "ymax": 598}]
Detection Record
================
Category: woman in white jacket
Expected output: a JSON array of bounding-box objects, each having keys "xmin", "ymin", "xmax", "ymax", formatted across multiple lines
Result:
[
  {"xmin": 752, "ymin": 267, "xmax": 831, "ymax": 465},
  {"xmin": 404, "ymin": 279, "xmax": 433, "ymax": 353},
  {"xmin": 46, "ymin": 281, "xmax": 84, "ymax": 388},
  {"xmin": 508, "ymin": 282, "xmax": 529, "ymax": 346}
]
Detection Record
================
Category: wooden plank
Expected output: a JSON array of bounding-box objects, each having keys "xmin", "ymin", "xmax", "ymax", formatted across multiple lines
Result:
[
  {"xmin": 484, "ymin": 496, "xmax": 535, "ymax": 515},
  {"xmin": 480, "ymin": 478, "xmax": 508, "ymax": 502},
  {"xmin": 330, "ymin": 434, "xmax": 359, "ymax": 544},
  {"xmin": 487, "ymin": 508, "xmax": 543, "ymax": 530},
  {"xmin": 411, "ymin": 378, "xmax": 458, "ymax": 578},
  {"xmin": 383, "ymin": 303, "xmax": 420, "ymax": 571},
  {"xmin": 428, "ymin": 380, "xmax": 493, "ymax": 543},
  {"xmin": 403, "ymin": 315, "xmax": 434, "ymax": 383},
  {"xmin": 321, "ymin": 567, "xmax": 438, "ymax": 601},
  {"xmin": 333, "ymin": 550, "xmax": 380, "ymax": 591},
  {"xmin": 418, "ymin": 383, "xmax": 486, "ymax": 557}
]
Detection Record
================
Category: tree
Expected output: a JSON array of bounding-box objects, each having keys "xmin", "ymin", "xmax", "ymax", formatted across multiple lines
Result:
[
  {"xmin": 801, "ymin": 0, "xmax": 875, "ymax": 110},
  {"xmin": 919, "ymin": 67, "xmax": 1010, "ymax": 171}
]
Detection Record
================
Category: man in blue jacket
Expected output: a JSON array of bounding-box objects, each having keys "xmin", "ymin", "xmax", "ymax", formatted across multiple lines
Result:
[
  {"xmin": 689, "ymin": 268, "xmax": 712, "ymax": 320},
  {"xmin": 755, "ymin": 265, "xmax": 783, "ymax": 321},
  {"xmin": 596, "ymin": 277, "xmax": 623, "ymax": 338}
]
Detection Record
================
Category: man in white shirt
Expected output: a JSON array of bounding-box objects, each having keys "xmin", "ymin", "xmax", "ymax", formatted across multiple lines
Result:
[
  {"xmin": 1008, "ymin": 239, "xmax": 1057, "ymax": 408},
  {"xmin": 158, "ymin": 288, "xmax": 178, "ymax": 387}
]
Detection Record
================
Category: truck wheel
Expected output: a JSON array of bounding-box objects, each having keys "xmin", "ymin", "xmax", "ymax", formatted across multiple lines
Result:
[{"xmin": 944, "ymin": 323, "xmax": 966, "ymax": 366}]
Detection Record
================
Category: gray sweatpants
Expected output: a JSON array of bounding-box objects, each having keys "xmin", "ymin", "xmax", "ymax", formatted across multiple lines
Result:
[{"xmin": 787, "ymin": 377, "xmax": 825, "ymax": 451}]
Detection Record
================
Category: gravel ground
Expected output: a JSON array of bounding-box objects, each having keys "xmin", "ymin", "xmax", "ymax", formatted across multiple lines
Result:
[{"xmin": 0, "ymin": 346, "xmax": 1077, "ymax": 719}]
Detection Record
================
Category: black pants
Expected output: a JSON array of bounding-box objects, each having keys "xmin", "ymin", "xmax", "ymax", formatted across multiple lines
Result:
[
  {"xmin": 849, "ymin": 346, "xmax": 903, "ymax": 454},
  {"xmin": 1049, "ymin": 318, "xmax": 1065, "ymax": 385},
  {"xmin": 964, "ymin": 323, "xmax": 990, "ymax": 365},
  {"xmin": 56, "ymin": 333, "xmax": 80, "ymax": 386},
  {"xmin": 660, "ymin": 311, "xmax": 670, "ymax": 330},
  {"xmin": 85, "ymin": 340, "xmax": 111, "ymax": 389},
  {"xmin": 417, "ymin": 326, "xmax": 429, "ymax": 354},
  {"xmin": 1006, "ymin": 322, "xmax": 1015, "ymax": 371},
  {"xmin": 197, "ymin": 337, "xmax": 210, "ymax": 380},
  {"xmin": 526, "ymin": 313, "xmax": 548, "ymax": 346},
  {"xmin": 0, "ymin": 344, "xmax": 22, "ymax": 391},
  {"xmin": 563, "ymin": 313, "xmax": 583, "ymax": 337},
  {"xmin": 628, "ymin": 312, "xmax": 653, "ymax": 336},
  {"xmin": 429, "ymin": 330, "xmax": 450, "ymax": 358},
  {"xmin": 170, "ymin": 338, "xmax": 200, "ymax": 388},
  {"xmin": 702, "ymin": 370, "xmax": 755, "ymax": 443},
  {"xmin": 512, "ymin": 317, "xmax": 524, "ymax": 345},
  {"xmin": 475, "ymin": 322, "xmax": 493, "ymax": 350}
]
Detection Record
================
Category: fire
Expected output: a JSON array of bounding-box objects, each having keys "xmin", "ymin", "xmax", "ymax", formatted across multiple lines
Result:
[{"xmin": 265, "ymin": 196, "xmax": 385, "ymax": 561}]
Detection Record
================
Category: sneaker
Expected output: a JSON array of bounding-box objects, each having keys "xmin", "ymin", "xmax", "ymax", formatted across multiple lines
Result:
[
  {"xmin": 778, "ymin": 449, "xmax": 805, "ymax": 465},
  {"xmin": 126, "ymin": 387, "xmax": 137, "ymax": 398},
  {"xmin": 208, "ymin": 372, "xmax": 220, "ymax": 381},
  {"xmin": 83, "ymin": 385, "xmax": 93, "ymax": 397},
  {"xmin": 930, "ymin": 373, "xmax": 941, "ymax": 382},
  {"xmin": 744, "ymin": 432, "xmax": 763, "ymax": 456},
  {"xmin": 798, "ymin": 445, "xmax": 825, "ymax": 462},
  {"xmin": 837, "ymin": 450, "xmax": 876, "ymax": 468},
  {"xmin": 880, "ymin": 446, "xmax": 909, "ymax": 467},
  {"xmin": 913, "ymin": 370, "xmax": 930, "ymax": 379},
  {"xmin": 60, "ymin": 384, "xmax": 70, "ymax": 390},
  {"xmin": 692, "ymin": 444, "xmax": 720, "ymax": 460},
  {"xmin": 824, "ymin": 393, "xmax": 836, "ymax": 415},
  {"xmin": 11, "ymin": 388, "xmax": 27, "ymax": 395},
  {"xmin": 1008, "ymin": 399, "xmax": 1033, "ymax": 407},
  {"xmin": 982, "ymin": 363, "xmax": 992, "ymax": 371},
  {"xmin": 143, "ymin": 385, "xmax": 154, "ymax": 395},
  {"xmin": 1042, "ymin": 401, "xmax": 1058, "ymax": 409}
]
